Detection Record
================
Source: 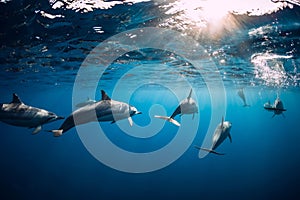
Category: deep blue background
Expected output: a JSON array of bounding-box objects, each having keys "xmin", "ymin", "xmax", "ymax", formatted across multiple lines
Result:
[{"xmin": 0, "ymin": 86, "xmax": 300, "ymax": 199}]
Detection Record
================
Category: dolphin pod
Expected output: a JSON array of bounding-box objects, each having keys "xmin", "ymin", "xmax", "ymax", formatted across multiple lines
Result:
[{"xmin": 0, "ymin": 90, "xmax": 288, "ymax": 157}]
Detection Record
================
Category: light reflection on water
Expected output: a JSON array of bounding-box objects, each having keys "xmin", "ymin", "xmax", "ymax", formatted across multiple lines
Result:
[{"xmin": 0, "ymin": 0, "xmax": 299, "ymax": 89}]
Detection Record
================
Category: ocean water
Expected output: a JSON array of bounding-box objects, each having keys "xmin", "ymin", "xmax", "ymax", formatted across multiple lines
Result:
[{"xmin": 1, "ymin": 0, "xmax": 300, "ymax": 199}]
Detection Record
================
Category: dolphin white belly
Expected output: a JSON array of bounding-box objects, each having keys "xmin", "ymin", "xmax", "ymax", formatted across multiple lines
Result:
[{"xmin": 179, "ymin": 99, "xmax": 198, "ymax": 115}]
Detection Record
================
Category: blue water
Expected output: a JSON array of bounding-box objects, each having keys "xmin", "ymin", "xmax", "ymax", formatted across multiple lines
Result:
[{"xmin": 1, "ymin": 0, "xmax": 300, "ymax": 199}]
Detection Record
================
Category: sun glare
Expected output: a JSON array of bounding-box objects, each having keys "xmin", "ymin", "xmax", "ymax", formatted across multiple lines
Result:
[
  {"xmin": 201, "ymin": 0, "xmax": 232, "ymax": 23},
  {"xmin": 160, "ymin": 0, "xmax": 291, "ymax": 37}
]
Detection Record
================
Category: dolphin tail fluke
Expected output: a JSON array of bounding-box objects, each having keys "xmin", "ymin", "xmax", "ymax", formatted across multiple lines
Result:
[
  {"xmin": 52, "ymin": 129, "xmax": 63, "ymax": 137},
  {"xmin": 169, "ymin": 118, "xmax": 180, "ymax": 127},
  {"xmin": 194, "ymin": 146, "xmax": 225, "ymax": 155},
  {"xmin": 154, "ymin": 115, "xmax": 180, "ymax": 127},
  {"xmin": 46, "ymin": 129, "xmax": 63, "ymax": 137}
]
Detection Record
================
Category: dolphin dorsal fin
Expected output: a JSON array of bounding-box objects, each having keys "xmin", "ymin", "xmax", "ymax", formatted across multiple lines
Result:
[
  {"xmin": 187, "ymin": 89, "xmax": 193, "ymax": 100},
  {"xmin": 11, "ymin": 93, "xmax": 23, "ymax": 104},
  {"xmin": 221, "ymin": 116, "xmax": 224, "ymax": 129},
  {"xmin": 101, "ymin": 90, "xmax": 111, "ymax": 101}
]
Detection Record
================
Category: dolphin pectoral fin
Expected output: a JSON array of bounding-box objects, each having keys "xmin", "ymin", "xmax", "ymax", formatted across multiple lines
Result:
[
  {"xmin": 32, "ymin": 125, "xmax": 42, "ymax": 135},
  {"xmin": 194, "ymin": 146, "xmax": 225, "ymax": 156},
  {"xmin": 228, "ymin": 133, "xmax": 232, "ymax": 143},
  {"xmin": 192, "ymin": 113, "xmax": 195, "ymax": 120},
  {"xmin": 128, "ymin": 117, "xmax": 133, "ymax": 127},
  {"xmin": 282, "ymin": 113, "xmax": 286, "ymax": 118},
  {"xmin": 111, "ymin": 121, "xmax": 116, "ymax": 124},
  {"xmin": 154, "ymin": 115, "xmax": 181, "ymax": 126},
  {"xmin": 272, "ymin": 113, "xmax": 276, "ymax": 118}
]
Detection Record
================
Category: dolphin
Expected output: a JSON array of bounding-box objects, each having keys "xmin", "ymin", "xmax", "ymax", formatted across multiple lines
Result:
[
  {"xmin": 154, "ymin": 89, "xmax": 198, "ymax": 126},
  {"xmin": 76, "ymin": 97, "xmax": 96, "ymax": 108},
  {"xmin": 195, "ymin": 117, "xmax": 232, "ymax": 155},
  {"xmin": 237, "ymin": 88, "xmax": 250, "ymax": 107},
  {"xmin": 49, "ymin": 90, "xmax": 142, "ymax": 137},
  {"xmin": 0, "ymin": 93, "xmax": 64, "ymax": 134},
  {"xmin": 263, "ymin": 97, "xmax": 286, "ymax": 118},
  {"xmin": 263, "ymin": 100, "xmax": 273, "ymax": 111}
]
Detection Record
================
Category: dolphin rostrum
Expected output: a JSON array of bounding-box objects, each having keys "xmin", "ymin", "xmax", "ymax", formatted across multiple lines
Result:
[
  {"xmin": 154, "ymin": 89, "xmax": 198, "ymax": 126},
  {"xmin": 237, "ymin": 88, "xmax": 250, "ymax": 107},
  {"xmin": 195, "ymin": 117, "xmax": 232, "ymax": 155},
  {"xmin": 264, "ymin": 96, "xmax": 287, "ymax": 118},
  {"xmin": 0, "ymin": 93, "xmax": 64, "ymax": 134},
  {"xmin": 50, "ymin": 90, "xmax": 142, "ymax": 137}
]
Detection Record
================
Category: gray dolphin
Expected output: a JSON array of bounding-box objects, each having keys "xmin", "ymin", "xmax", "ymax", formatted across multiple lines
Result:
[
  {"xmin": 76, "ymin": 97, "xmax": 96, "ymax": 108},
  {"xmin": 237, "ymin": 88, "xmax": 250, "ymax": 107},
  {"xmin": 264, "ymin": 96, "xmax": 287, "ymax": 118},
  {"xmin": 0, "ymin": 93, "xmax": 64, "ymax": 134},
  {"xmin": 154, "ymin": 89, "xmax": 198, "ymax": 126},
  {"xmin": 195, "ymin": 117, "xmax": 232, "ymax": 155},
  {"xmin": 50, "ymin": 90, "xmax": 142, "ymax": 137}
]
